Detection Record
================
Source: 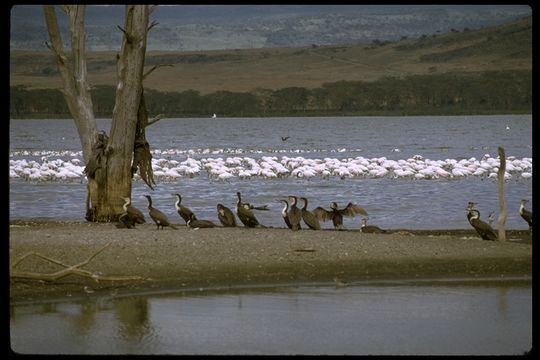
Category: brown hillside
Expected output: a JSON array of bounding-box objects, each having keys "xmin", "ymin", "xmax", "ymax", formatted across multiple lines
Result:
[{"xmin": 10, "ymin": 16, "xmax": 531, "ymax": 94}]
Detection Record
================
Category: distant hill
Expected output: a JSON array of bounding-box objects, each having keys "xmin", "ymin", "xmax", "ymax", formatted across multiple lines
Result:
[
  {"xmin": 10, "ymin": 16, "xmax": 531, "ymax": 95},
  {"xmin": 10, "ymin": 5, "xmax": 531, "ymax": 51}
]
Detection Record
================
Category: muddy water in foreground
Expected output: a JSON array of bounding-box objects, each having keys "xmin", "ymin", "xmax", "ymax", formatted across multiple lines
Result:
[{"xmin": 10, "ymin": 281, "xmax": 531, "ymax": 355}]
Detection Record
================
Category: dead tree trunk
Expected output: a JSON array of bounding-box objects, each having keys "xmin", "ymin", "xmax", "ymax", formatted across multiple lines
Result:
[
  {"xmin": 44, "ymin": 5, "xmax": 155, "ymax": 222},
  {"xmin": 497, "ymin": 146, "xmax": 507, "ymax": 241}
]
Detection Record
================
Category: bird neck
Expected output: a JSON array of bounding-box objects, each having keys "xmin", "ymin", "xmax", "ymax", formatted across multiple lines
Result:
[
  {"xmin": 519, "ymin": 203, "xmax": 525, "ymax": 214},
  {"xmin": 301, "ymin": 198, "xmax": 308, "ymax": 210},
  {"xmin": 469, "ymin": 210, "xmax": 480, "ymax": 220},
  {"xmin": 281, "ymin": 202, "xmax": 288, "ymax": 215},
  {"xmin": 175, "ymin": 196, "xmax": 181, "ymax": 211},
  {"xmin": 122, "ymin": 199, "xmax": 129, "ymax": 212}
]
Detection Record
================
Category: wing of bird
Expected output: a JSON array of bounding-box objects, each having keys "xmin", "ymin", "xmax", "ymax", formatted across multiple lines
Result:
[
  {"xmin": 313, "ymin": 207, "xmax": 333, "ymax": 221},
  {"xmin": 341, "ymin": 202, "xmax": 368, "ymax": 217}
]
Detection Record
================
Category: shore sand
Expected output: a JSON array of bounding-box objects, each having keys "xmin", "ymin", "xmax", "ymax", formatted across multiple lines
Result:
[{"xmin": 9, "ymin": 220, "xmax": 532, "ymax": 303}]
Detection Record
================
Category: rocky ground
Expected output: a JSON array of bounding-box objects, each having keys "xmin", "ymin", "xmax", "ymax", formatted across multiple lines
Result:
[{"xmin": 9, "ymin": 220, "xmax": 532, "ymax": 303}]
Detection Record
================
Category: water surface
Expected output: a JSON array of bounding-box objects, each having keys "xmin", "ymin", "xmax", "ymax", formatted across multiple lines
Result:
[
  {"xmin": 10, "ymin": 282, "xmax": 532, "ymax": 355},
  {"xmin": 9, "ymin": 115, "xmax": 532, "ymax": 229}
]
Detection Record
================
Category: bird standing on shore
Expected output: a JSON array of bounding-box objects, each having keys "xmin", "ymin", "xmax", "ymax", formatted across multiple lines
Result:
[
  {"xmin": 360, "ymin": 218, "xmax": 387, "ymax": 233},
  {"xmin": 217, "ymin": 203, "xmax": 237, "ymax": 227},
  {"xmin": 300, "ymin": 197, "xmax": 320, "ymax": 230},
  {"xmin": 144, "ymin": 195, "xmax": 178, "ymax": 230},
  {"xmin": 466, "ymin": 204, "xmax": 497, "ymax": 240},
  {"xmin": 519, "ymin": 199, "xmax": 532, "ymax": 231},
  {"xmin": 187, "ymin": 213, "xmax": 216, "ymax": 229},
  {"xmin": 313, "ymin": 202, "xmax": 368, "ymax": 230},
  {"xmin": 236, "ymin": 192, "xmax": 263, "ymax": 228},
  {"xmin": 174, "ymin": 193, "xmax": 196, "ymax": 224},
  {"xmin": 287, "ymin": 196, "xmax": 302, "ymax": 231},
  {"xmin": 278, "ymin": 199, "xmax": 292, "ymax": 229},
  {"xmin": 118, "ymin": 196, "xmax": 146, "ymax": 229}
]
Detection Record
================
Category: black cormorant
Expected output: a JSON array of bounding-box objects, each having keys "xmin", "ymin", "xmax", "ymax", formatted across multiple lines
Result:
[
  {"xmin": 467, "ymin": 208, "xmax": 497, "ymax": 240},
  {"xmin": 174, "ymin": 193, "xmax": 196, "ymax": 224},
  {"xmin": 217, "ymin": 203, "xmax": 237, "ymax": 227},
  {"xmin": 144, "ymin": 195, "xmax": 178, "ymax": 230},
  {"xmin": 118, "ymin": 197, "xmax": 146, "ymax": 228},
  {"xmin": 313, "ymin": 202, "xmax": 368, "ymax": 230},
  {"xmin": 187, "ymin": 213, "xmax": 216, "ymax": 229},
  {"xmin": 287, "ymin": 195, "xmax": 302, "ymax": 231},
  {"xmin": 360, "ymin": 218, "xmax": 387, "ymax": 233},
  {"xmin": 278, "ymin": 199, "xmax": 292, "ymax": 229},
  {"xmin": 519, "ymin": 199, "xmax": 532, "ymax": 230},
  {"xmin": 236, "ymin": 192, "xmax": 262, "ymax": 228},
  {"xmin": 300, "ymin": 197, "xmax": 320, "ymax": 230}
]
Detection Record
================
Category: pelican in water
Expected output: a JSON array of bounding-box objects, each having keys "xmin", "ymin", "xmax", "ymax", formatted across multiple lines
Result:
[
  {"xmin": 313, "ymin": 202, "xmax": 368, "ymax": 230},
  {"xmin": 144, "ymin": 195, "xmax": 178, "ymax": 230}
]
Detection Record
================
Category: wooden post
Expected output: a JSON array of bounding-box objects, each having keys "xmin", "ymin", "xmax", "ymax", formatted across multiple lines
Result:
[{"xmin": 497, "ymin": 146, "xmax": 506, "ymax": 241}]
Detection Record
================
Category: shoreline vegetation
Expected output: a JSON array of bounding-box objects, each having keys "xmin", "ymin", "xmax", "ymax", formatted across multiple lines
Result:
[
  {"xmin": 10, "ymin": 70, "xmax": 532, "ymax": 119},
  {"xmin": 9, "ymin": 220, "xmax": 532, "ymax": 303}
]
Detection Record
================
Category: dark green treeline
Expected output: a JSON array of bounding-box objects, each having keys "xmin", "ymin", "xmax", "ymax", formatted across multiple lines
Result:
[{"xmin": 10, "ymin": 70, "xmax": 531, "ymax": 118}]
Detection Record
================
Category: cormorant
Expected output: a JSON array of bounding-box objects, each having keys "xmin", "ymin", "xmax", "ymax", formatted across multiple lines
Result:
[
  {"xmin": 360, "ymin": 218, "xmax": 387, "ymax": 233},
  {"xmin": 174, "ymin": 193, "xmax": 196, "ymax": 224},
  {"xmin": 300, "ymin": 197, "xmax": 320, "ymax": 230},
  {"xmin": 278, "ymin": 199, "xmax": 292, "ymax": 229},
  {"xmin": 217, "ymin": 203, "xmax": 237, "ymax": 227},
  {"xmin": 287, "ymin": 195, "xmax": 302, "ymax": 231},
  {"xmin": 118, "ymin": 197, "xmax": 146, "ymax": 228},
  {"xmin": 144, "ymin": 195, "xmax": 178, "ymax": 230},
  {"xmin": 313, "ymin": 202, "xmax": 368, "ymax": 230},
  {"xmin": 236, "ymin": 192, "xmax": 262, "ymax": 228},
  {"xmin": 187, "ymin": 213, "xmax": 216, "ymax": 229},
  {"xmin": 281, "ymin": 136, "xmax": 290, "ymax": 141},
  {"xmin": 487, "ymin": 211, "xmax": 495, "ymax": 226},
  {"xmin": 466, "ymin": 208, "xmax": 497, "ymax": 240},
  {"xmin": 519, "ymin": 199, "xmax": 532, "ymax": 230}
]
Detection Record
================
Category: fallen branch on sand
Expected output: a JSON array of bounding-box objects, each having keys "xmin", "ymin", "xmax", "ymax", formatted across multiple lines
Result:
[{"xmin": 10, "ymin": 242, "xmax": 144, "ymax": 282}]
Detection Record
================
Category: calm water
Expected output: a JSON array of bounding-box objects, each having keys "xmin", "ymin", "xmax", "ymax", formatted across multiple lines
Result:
[
  {"xmin": 10, "ymin": 282, "xmax": 532, "ymax": 355},
  {"xmin": 9, "ymin": 115, "xmax": 532, "ymax": 229}
]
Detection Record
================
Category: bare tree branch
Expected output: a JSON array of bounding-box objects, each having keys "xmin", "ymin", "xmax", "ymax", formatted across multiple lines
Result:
[
  {"xmin": 147, "ymin": 114, "xmax": 165, "ymax": 126},
  {"xmin": 143, "ymin": 64, "xmax": 173, "ymax": 80},
  {"xmin": 10, "ymin": 242, "xmax": 145, "ymax": 282},
  {"xmin": 148, "ymin": 20, "xmax": 159, "ymax": 32}
]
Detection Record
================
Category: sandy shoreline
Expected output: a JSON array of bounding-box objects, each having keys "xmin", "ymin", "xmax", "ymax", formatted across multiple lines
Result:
[{"xmin": 9, "ymin": 220, "xmax": 532, "ymax": 303}]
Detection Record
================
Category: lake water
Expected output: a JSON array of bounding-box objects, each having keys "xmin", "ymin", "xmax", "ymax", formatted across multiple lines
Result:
[
  {"xmin": 9, "ymin": 115, "xmax": 532, "ymax": 229},
  {"xmin": 10, "ymin": 281, "xmax": 532, "ymax": 355}
]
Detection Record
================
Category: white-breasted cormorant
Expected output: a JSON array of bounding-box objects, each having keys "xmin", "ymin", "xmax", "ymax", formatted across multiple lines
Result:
[
  {"xmin": 300, "ymin": 197, "xmax": 320, "ymax": 230},
  {"xmin": 236, "ymin": 192, "xmax": 262, "ymax": 228},
  {"xmin": 118, "ymin": 197, "xmax": 146, "ymax": 228},
  {"xmin": 174, "ymin": 193, "xmax": 196, "ymax": 224},
  {"xmin": 187, "ymin": 213, "xmax": 216, "ymax": 229},
  {"xmin": 217, "ymin": 203, "xmax": 237, "ymax": 227},
  {"xmin": 287, "ymin": 195, "xmax": 302, "ymax": 231},
  {"xmin": 278, "ymin": 199, "xmax": 293, "ymax": 229},
  {"xmin": 144, "ymin": 195, "xmax": 178, "ymax": 230},
  {"xmin": 313, "ymin": 202, "xmax": 368, "ymax": 230},
  {"xmin": 519, "ymin": 199, "xmax": 532, "ymax": 230},
  {"xmin": 360, "ymin": 218, "xmax": 387, "ymax": 233},
  {"xmin": 467, "ymin": 207, "xmax": 497, "ymax": 240}
]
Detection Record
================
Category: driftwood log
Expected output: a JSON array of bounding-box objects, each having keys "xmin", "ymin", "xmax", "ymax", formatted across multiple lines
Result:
[{"xmin": 10, "ymin": 242, "xmax": 144, "ymax": 282}]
